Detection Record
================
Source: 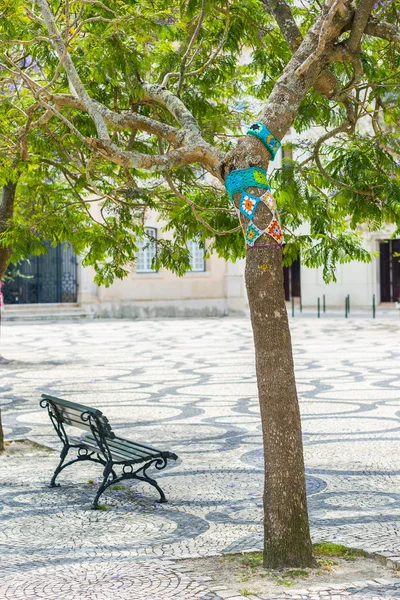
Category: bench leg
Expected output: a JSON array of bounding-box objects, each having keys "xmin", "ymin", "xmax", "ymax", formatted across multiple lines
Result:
[
  {"xmin": 50, "ymin": 445, "xmax": 69, "ymax": 487},
  {"xmin": 91, "ymin": 463, "xmax": 114, "ymax": 509},
  {"xmin": 90, "ymin": 468, "xmax": 168, "ymax": 508},
  {"xmin": 50, "ymin": 449, "xmax": 114, "ymax": 488},
  {"xmin": 133, "ymin": 473, "xmax": 167, "ymax": 503}
]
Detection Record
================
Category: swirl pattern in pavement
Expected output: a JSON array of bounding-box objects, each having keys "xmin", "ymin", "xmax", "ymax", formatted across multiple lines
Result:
[{"xmin": 1, "ymin": 317, "xmax": 400, "ymax": 599}]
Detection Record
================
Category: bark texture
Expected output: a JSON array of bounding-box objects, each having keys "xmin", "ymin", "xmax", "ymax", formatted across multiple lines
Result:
[
  {"xmin": 227, "ymin": 171, "xmax": 313, "ymax": 567},
  {"xmin": 0, "ymin": 181, "xmax": 15, "ymax": 448},
  {"xmin": 219, "ymin": 0, "xmax": 354, "ymax": 567},
  {"xmin": 246, "ymin": 245, "xmax": 312, "ymax": 567},
  {"xmin": 0, "ymin": 181, "xmax": 17, "ymax": 280}
]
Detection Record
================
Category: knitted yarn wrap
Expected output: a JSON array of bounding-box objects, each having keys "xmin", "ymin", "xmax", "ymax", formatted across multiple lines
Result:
[
  {"xmin": 224, "ymin": 167, "xmax": 283, "ymax": 247},
  {"xmin": 225, "ymin": 167, "xmax": 270, "ymax": 201},
  {"xmin": 246, "ymin": 122, "xmax": 281, "ymax": 160}
]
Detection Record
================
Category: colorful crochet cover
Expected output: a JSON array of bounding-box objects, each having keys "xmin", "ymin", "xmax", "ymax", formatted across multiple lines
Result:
[
  {"xmin": 246, "ymin": 122, "xmax": 281, "ymax": 159},
  {"xmin": 225, "ymin": 167, "xmax": 283, "ymax": 248},
  {"xmin": 225, "ymin": 167, "xmax": 270, "ymax": 201}
]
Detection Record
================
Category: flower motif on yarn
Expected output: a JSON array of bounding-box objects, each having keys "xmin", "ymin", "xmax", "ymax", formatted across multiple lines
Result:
[
  {"xmin": 245, "ymin": 223, "xmax": 262, "ymax": 246},
  {"xmin": 260, "ymin": 191, "xmax": 275, "ymax": 211},
  {"xmin": 239, "ymin": 192, "xmax": 259, "ymax": 219},
  {"xmin": 246, "ymin": 122, "xmax": 281, "ymax": 159},
  {"xmin": 267, "ymin": 219, "xmax": 283, "ymax": 243}
]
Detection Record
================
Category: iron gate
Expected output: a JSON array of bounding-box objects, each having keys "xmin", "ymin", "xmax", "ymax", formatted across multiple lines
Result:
[{"xmin": 3, "ymin": 243, "xmax": 77, "ymax": 304}]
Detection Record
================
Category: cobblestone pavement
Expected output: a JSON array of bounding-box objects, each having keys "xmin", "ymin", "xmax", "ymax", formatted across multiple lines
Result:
[{"xmin": 1, "ymin": 318, "xmax": 400, "ymax": 599}]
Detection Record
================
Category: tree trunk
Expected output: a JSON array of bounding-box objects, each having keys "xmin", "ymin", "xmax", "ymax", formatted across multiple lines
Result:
[
  {"xmin": 218, "ymin": 0, "xmax": 354, "ymax": 567},
  {"xmin": 0, "ymin": 181, "xmax": 17, "ymax": 280},
  {"xmin": 0, "ymin": 180, "xmax": 17, "ymax": 446},
  {"xmin": 221, "ymin": 127, "xmax": 314, "ymax": 566},
  {"xmin": 246, "ymin": 246, "xmax": 313, "ymax": 568}
]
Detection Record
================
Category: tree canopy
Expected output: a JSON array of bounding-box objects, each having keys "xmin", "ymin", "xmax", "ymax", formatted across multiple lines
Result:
[{"xmin": 1, "ymin": 0, "xmax": 400, "ymax": 283}]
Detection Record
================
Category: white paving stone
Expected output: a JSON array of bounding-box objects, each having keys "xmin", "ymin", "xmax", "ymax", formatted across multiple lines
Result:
[{"xmin": 0, "ymin": 317, "xmax": 399, "ymax": 600}]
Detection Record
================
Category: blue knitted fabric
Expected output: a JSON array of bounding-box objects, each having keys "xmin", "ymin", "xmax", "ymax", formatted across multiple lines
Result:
[
  {"xmin": 225, "ymin": 168, "xmax": 270, "ymax": 201},
  {"xmin": 225, "ymin": 167, "xmax": 283, "ymax": 247},
  {"xmin": 246, "ymin": 122, "xmax": 281, "ymax": 159}
]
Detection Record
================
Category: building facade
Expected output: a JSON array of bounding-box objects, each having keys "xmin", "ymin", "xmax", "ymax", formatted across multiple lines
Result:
[{"xmin": 4, "ymin": 145, "xmax": 400, "ymax": 314}]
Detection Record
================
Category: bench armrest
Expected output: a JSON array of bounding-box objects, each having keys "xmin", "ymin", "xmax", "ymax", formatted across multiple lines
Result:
[{"xmin": 162, "ymin": 451, "xmax": 178, "ymax": 461}]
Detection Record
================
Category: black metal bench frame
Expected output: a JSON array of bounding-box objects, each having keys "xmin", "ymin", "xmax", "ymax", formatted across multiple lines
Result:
[{"xmin": 40, "ymin": 393, "xmax": 178, "ymax": 509}]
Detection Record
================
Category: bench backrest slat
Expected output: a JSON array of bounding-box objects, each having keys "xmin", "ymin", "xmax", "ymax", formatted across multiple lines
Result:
[{"xmin": 41, "ymin": 394, "xmax": 115, "ymax": 440}]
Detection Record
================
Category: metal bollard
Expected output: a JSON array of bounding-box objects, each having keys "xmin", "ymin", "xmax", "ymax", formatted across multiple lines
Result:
[
  {"xmin": 323, "ymin": 294, "xmax": 326, "ymax": 313},
  {"xmin": 345, "ymin": 296, "xmax": 348, "ymax": 319},
  {"xmin": 373, "ymin": 294, "xmax": 376, "ymax": 319},
  {"xmin": 318, "ymin": 297, "xmax": 320, "ymax": 318},
  {"xmin": 347, "ymin": 294, "xmax": 350, "ymax": 314}
]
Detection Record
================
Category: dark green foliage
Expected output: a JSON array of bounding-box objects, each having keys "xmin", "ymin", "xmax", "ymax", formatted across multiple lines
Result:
[{"xmin": 1, "ymin": 0, "xmax": 400, "ymax": 284}]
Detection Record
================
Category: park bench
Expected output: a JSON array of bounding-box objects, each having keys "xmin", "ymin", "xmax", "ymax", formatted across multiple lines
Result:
[{"xmin": 40, "ymin": 393, "xmax": 178, "ymax": 509}]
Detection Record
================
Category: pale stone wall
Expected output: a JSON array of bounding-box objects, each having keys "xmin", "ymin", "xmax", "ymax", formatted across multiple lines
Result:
[
  {"xmin": 76, "ymin": 150, "xmax": 399, "ymax": 313},
  {"xmin": 300, "ymin": 226, "xmax": 397, "ymax": 308},
  {"xmin": 77, "ymin": 210, "xmax": 245, "ymax": 317}
]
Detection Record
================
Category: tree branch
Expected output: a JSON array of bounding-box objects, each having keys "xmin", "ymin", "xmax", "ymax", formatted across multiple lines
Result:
[
  {"xmin": 161, "ymin": 17, "xmax": 229, "ymax": 88},
  {"xmin": 52, "ymin": 95, "xmax": 185, "ymax": 145},
  {"xmin": 296, "ymin": 0, "xmax": 345, "ymax": 77},
  {"xmin": 347, "ymin": 0, "xmax": 376, "ymax": 53},
  {"xmin": 262, "ymin": 0, "xmax": 340, "ymax": 98},
  {"xmin": 364, "ymin": 19, "xmax": 400, "ymax": 43},
  {"xmin": 221, "ymin": 0, "xmax": 353, "ymax": 176},
  {"xmin": 142, "ymin": 84, "xmax": 202, "ymax": 135},
  {"xmin": 35, "ymin": 0, "xmax": 110, "ymax": 140},
  {"xmin": 177, "ymin": 0, "xmax": 206, "ymax": 96}
]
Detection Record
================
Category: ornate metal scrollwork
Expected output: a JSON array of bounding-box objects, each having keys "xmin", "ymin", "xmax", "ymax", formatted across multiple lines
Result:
[{"xmin": 40, "ymin": 395, "xmax": 177, "ymax": 509}]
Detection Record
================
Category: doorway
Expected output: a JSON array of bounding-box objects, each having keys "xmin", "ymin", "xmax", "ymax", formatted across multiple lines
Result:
[
  {"xmin": 283, "ymin": 257, "xmax": 301, "ymax": 301},
  {"xmin": 379, "ymin": 239, "xmax": 400, "ymax": 302},
  {"xmin": 3, "ymin": 243, "xmax": 77, "ymax": 304}
]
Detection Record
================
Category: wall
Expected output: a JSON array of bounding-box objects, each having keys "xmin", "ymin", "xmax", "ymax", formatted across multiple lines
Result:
[
  {"xmin": 300, "ymin": 227, "xmax": 398, "ymax": 308},
  {"xmin": 77, "ymin": 210, "xmax": 240, "ymax": 318}
]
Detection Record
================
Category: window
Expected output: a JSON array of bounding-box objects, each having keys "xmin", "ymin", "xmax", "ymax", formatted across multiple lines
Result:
[
  {"xmin": 136, "ymin": 228, "xmax": 157, "ymax": 273},
  {"xmin": 187, "ymin": 239, "xmax": 205, "ymax": 272},
  {"xmin": 281, "ymin": 146, "xmax": 293, "ymax": 164}
]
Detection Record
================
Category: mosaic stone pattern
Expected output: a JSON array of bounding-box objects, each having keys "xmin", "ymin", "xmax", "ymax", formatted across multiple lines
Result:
[{"xmin": 1, "ymin": 318, "xmax": 400, "ymax": 599}]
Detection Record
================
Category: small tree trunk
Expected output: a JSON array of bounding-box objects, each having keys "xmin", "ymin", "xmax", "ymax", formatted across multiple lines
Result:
[
  {"xmin": 246, "ymin": 247, "xmax": 313, "ymax": 568},
  {"xmin": 0, "ymin": 181, "xmax": 17, "ymax": 280},
  {"xmin": 0, "ymin": 180, "xmax": 17, "ymax": 449}
]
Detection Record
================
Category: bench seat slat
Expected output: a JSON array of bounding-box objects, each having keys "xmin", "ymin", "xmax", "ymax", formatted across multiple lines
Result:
[
  {"xmin": 71, "ymin": 436, "xmax": 157, "ymax": 463},
  {"xmin": 86, "ymin": 434, "xmax": 161, "ymax": 459},
  {"xmin": 103, "ymin": 436, "xmax": 161, "ymax": 457}
]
